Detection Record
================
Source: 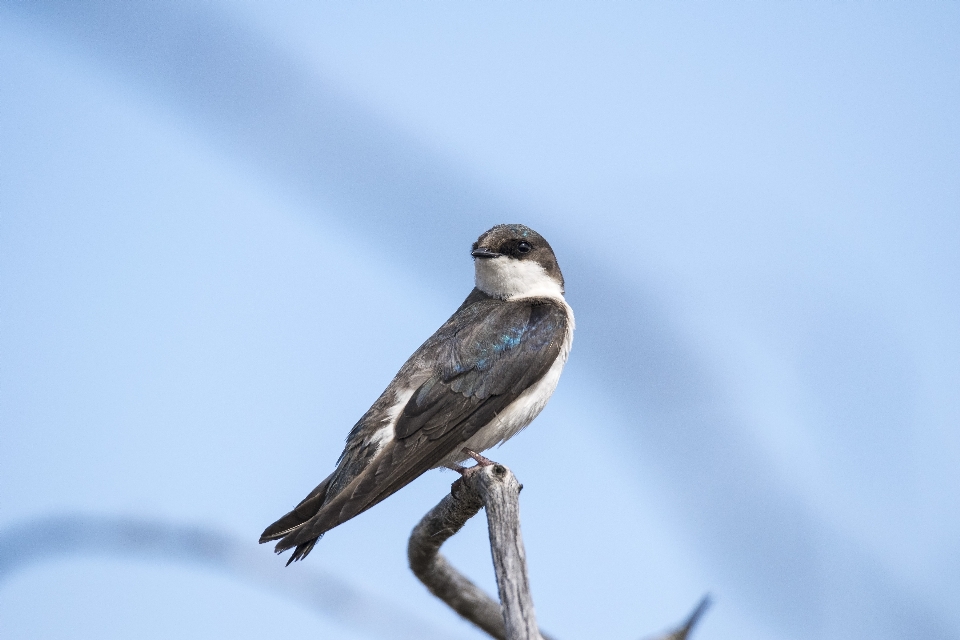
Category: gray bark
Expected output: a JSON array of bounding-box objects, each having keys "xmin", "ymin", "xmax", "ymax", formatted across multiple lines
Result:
[
  {"xmin": 408, "ymin": 469, "xmax": 504, "ymax": 637},
  {"xmin": 409, "ymin": 463, "xmax": 547, "ymax": 640},
  {"xmin": 477, "ymin": 464, "xmax": 540, "ymax": 640},
  {"xmin": 408, "ymin": 461, "xmax": 710, "ymax": 640}
]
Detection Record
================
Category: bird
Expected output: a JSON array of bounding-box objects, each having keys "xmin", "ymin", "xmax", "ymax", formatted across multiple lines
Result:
[{"xmin": 260, "ymin": 224, "xmax": 574, "ymax": 564}]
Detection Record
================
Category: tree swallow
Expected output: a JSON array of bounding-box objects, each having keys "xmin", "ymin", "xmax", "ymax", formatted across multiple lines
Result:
[{"xmin": 260, "ymin": 224, "xmax": 574, "ymax": 563}]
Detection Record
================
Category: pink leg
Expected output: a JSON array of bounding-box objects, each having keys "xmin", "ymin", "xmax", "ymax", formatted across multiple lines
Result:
[{"xmin": 461, "ymin": 448, "xmax": 495, "ymax": 466}]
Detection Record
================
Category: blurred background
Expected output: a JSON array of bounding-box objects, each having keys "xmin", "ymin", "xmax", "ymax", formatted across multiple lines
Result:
[{"xmin": 2, "ymin": 2, "xmax": 958, "ymax": 639}]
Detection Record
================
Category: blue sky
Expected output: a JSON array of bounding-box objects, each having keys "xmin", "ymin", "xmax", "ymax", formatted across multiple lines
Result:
[{"xmin": 2, "ymin": 2, "xmax": 959, "ymax": 639}]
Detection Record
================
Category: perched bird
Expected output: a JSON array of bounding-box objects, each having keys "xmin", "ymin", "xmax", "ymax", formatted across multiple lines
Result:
[{"xmin": 260, "ymin": 224, "xmax": 574, "ymax": 563}]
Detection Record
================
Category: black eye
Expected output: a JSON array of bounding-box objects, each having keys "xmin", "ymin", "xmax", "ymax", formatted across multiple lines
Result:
[{"xmin": 517, "ymin": 241, "xmax": 532, "ymax": 254}]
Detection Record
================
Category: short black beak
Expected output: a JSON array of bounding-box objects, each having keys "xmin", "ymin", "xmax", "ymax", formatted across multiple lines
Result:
[{"xmin": 471, "ymin": 247, "xmax": 500, "ymax": 259}]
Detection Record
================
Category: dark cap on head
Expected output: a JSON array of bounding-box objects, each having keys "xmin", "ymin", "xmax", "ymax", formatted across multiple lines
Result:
[{"xmin": 471, "ymin": 224, "xmax": 564, "ymax": 290}]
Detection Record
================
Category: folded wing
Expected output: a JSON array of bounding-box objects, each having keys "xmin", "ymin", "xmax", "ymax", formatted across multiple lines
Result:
[{"xmin": 263, "ymin": 294, "xmax": 568, "ymax": 562}]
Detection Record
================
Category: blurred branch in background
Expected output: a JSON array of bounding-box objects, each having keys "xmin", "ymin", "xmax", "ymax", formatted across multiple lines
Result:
[
  {"xmin": 653, "ymin": 597, "xmax": 711, "ymax": 640},
  {"xmin": 409, "ymin": 459, "xmax": 709, "ymax": 640},
  {"xmin": 0, "ymin": 514, "xmax": 454, "ymax": 640}
]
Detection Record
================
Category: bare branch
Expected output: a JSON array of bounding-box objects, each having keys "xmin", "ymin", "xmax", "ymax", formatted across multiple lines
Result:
[
  {"xmin": 409, "ymin": 463, "xmax": 551, "ymax": 640},
  {"xmin": 651, "ymin": 596, "xmax": 712, "ymax": 640},
  {"xmin": 409, "ymin": 462, "xmax": 710, "ymax": 640},
  {"xmin": 472, "ymin": 464, "xmax": 540, "ymax": 640},
  {"xmin": 408, "ymin": 471, "xmax": 505, "ymax": 637}
]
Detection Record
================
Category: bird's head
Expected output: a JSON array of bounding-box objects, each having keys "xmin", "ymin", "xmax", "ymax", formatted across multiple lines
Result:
[{"xmin": 471, "ymin": 224, "xmax": 564, "ymax": 300}]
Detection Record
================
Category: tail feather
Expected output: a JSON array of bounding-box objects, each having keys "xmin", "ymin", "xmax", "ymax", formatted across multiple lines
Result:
[
  {"xmin": 270, "ymin": 464, "xmax": 399, "ymax": 562},
  {"xmin": 259, "ymin": 475, "xmax": 332, "ymax": 544},
  {"xmin": 284, "ymin": 536, "xmax": 321, "ymax": 565}
]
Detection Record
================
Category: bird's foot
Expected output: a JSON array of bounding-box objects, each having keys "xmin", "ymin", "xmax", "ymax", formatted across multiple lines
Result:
[
  {"xmin": 461, "ymin": 448, "xmax": 494, "ymax": 467},
  {"xmin": 449, "ymin": 449, "xmax": 497, "ymax": 494}
]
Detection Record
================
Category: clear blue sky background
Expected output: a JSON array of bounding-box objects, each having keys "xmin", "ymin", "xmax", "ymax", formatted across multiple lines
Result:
[{"xmin": 2, "ymin": 2, "xmax": 958, "ymax": 639}]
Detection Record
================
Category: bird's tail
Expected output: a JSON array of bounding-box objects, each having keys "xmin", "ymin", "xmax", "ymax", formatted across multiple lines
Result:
[
  {"xmin": 259, "ymin": 475, "xmax": 333, "ymax": 549},
  {"xmin": 281, "ymin": 536, "xmax": 320, "ymax": 565}
]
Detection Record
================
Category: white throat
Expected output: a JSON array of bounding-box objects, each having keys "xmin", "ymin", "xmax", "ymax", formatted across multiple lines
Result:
[{"xmin": 475, "ymin": 257, "xmax": 564, "ymax": 300}]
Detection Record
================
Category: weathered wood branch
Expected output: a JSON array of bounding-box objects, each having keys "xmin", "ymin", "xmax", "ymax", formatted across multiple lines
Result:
[
  {"xmin": 409, "ymin": 462, "xmax": 549, "ymax": 640},
  {"xmin": 408, "ymin": 460, "xmax": 710, "ymax": 640},
  {"xmin": 408, "ymin": 466, "xmax": 501, "ymax": 637}
]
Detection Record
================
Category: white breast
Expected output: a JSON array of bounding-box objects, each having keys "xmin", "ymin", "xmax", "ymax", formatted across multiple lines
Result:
[{"xmin": 436, "ymin": 298, "xmax": 574, "ymax": 468}]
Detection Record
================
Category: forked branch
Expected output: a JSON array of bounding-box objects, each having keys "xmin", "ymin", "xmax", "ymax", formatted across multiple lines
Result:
[{"xmin": 408, "ymin": 461, "xmax": 709, "ymax": 640}]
